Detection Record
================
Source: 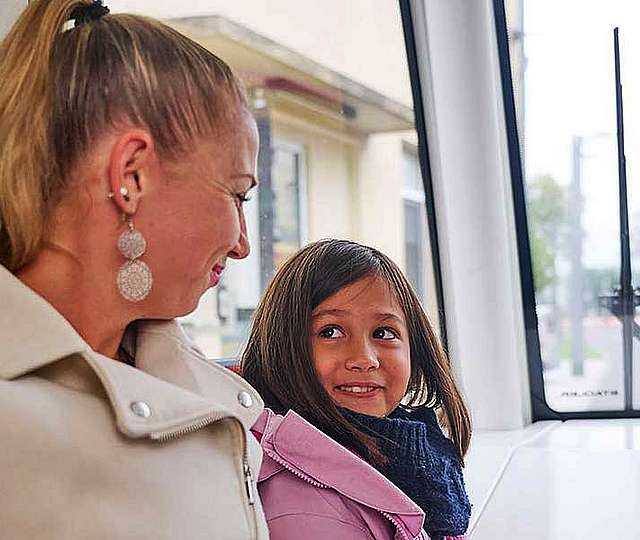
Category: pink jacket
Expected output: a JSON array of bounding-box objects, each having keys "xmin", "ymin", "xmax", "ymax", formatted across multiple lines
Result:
[{"xmin": 253, "ymin": 409, "xmax": 429, "ymax": 540}]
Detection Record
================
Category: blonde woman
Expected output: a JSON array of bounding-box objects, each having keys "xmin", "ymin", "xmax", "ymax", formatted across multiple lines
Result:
[{"xmin": 0, "ymin": 1, "xmax": 267, "ymax": 538}]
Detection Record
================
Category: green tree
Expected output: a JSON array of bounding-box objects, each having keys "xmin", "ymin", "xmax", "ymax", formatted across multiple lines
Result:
[{"xmin": 527, "ymin": 174, "xmax": 567, "ymax": 292}]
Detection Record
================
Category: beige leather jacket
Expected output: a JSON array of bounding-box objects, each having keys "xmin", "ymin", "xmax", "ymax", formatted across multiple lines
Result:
[{"xmin": 0, "ymin": 266, "xmax": 268, "ymax": 539}]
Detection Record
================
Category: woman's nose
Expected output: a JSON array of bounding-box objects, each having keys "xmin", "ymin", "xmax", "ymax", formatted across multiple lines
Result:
[
  {"xmin": 228, "ymin": 229, "xmax": 249, "ymax": 259},
  {"xmin": 228, "ymin": 210, "xmax": 250, "ymax": 260}
]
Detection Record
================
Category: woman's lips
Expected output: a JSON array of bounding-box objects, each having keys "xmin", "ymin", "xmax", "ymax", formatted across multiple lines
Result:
[{"xmin": 209, "ymin": 264, "xmax": 224, "ymax": 287}]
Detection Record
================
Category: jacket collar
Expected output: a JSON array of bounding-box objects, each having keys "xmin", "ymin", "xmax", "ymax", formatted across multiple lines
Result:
[
  {"xmin": 0, "ymin": 265, "xmax": 89, "ymax": 379},
  {"xmin": 0, "ymin": 265, "xmax": 262, "ymax": 437},
  {"xmin": 254, "ymin": 409, "xmax": 425, "ymax": 537}
]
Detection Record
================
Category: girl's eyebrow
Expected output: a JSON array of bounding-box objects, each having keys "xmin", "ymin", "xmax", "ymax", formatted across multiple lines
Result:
[
  {"xmin": 312, "ymin": 309, "xmax": 405, "ymax": 326},
  {"xmin": 378, "ymin": 313, "xmax": 406, "ymax": 326},
  {"xmin": 312, "ymin": 308, "xmax": 348, "ymax": 319}
]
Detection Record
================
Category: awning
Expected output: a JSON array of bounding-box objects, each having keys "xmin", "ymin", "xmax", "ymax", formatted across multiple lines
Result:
[{"xmin": 167, "ymin": 15, "xmax": 415, "ymax": 135}]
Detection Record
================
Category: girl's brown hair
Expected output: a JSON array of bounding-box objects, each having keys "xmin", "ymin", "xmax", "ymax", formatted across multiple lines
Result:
[
  {"xmin": 242, "ymin": 239, "xmax": 472, "ymax": 464},
  {"xmin": 0, "ymin": 0, "xmax": 247, "ymax": 271}
]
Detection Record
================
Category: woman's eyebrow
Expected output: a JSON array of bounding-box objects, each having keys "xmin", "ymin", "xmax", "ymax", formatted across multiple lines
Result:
[{"xmin": 230, "ymin": 173, "xmax": 258, "ymax": 188}]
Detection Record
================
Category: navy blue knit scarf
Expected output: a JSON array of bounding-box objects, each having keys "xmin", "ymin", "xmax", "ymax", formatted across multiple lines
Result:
[{"xmin": 342, "ymin": 406, "xmax": 471, "ymax": 539}]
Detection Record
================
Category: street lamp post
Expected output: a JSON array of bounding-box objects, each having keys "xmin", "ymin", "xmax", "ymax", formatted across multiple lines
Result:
[{"xmin": 569, "ymin": 135, "xmax": 585, "ymax": 376}]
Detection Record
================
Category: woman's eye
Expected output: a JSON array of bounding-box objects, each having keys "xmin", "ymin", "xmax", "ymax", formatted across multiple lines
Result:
[
  {"xmin": 236, "ymin": 193, "xmax": 252, "ymax": 204},
  {"xmin": 373, "ymin": 327, "xmax": 397, "ymax": 340},
  {"xmin": 319, "ymin": 326, "xmax": 344, "ymax": 339}
]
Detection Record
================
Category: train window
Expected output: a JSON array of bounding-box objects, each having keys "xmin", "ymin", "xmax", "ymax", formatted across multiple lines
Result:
[
  {"xmin": 108, "ymin": 1, "xmax": 445, "ymax": 360},
  {"xmin": 505, "ymin": 0, "xmax": 640, "ymax": 414}
]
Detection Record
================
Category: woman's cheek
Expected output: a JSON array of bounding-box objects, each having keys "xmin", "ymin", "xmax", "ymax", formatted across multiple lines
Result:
[{"xmin": 174, "ymin": 232, "xmax": 211, "ymax": 273}]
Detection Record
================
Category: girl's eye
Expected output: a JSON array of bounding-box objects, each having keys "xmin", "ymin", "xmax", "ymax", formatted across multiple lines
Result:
[
  {"xmin": 373, "ymin": 327, "xmax": 397, "ymax": 340},
  {"xmin": 318, "ymin": 326, "xmax": 345, "ymax": 339}
]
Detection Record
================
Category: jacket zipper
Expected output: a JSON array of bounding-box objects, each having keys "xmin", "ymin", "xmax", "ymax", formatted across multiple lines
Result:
[
  {"xmin": 237, "ymin": 422, "xmax": 258, "ymax": 540},
  {"xmin": 379, "ymin": 510, "xmax": 413, "ymax": 540},
  {"xmin": 151, "ymin": 413, "xmax": 225, "ymax": 441},
  {"xmin": 152, "ymin": 415, "xmax": 259, "ymax": 539},
  {"xmin": 244, "ymin": 459, "xmax": 256, "ymax": 505},
  {"xmin": 263, "ymin": 447, "xmax": 414, "ymax": 540}
]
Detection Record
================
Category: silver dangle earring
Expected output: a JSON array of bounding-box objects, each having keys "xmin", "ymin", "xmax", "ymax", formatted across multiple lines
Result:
[{"xmin": 116, "ymin": 216, "xmax": 153, "ymax": 302}]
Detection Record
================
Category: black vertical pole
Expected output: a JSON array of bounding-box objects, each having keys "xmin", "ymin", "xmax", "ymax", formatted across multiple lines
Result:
[
  {"xmin": 399, "ymin": 0, "xmax": 449, "ymax": 351},
  {"xmin": 492, "ymin": 0, "xmax": 552, "ymax": 418},
  {"xmin": 614, "ymin": 28, "xmax": 633, "ymax": 410}
]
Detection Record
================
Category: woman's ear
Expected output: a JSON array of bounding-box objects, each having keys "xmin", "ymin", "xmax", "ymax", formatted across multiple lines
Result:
[{"xmin": 107, "ymin": 129, "xmax": 155, "ymax": 215}]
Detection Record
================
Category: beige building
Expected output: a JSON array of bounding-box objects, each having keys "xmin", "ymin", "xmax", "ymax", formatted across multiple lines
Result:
[{"xmin": 148, "ymin": 1, "xmax": 439, "ymax": 358}]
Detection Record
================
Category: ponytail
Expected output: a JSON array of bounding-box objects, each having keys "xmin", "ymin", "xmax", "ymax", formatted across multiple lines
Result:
[{"xmin": 0, "ymin": 0, "xmax": 83, "ymax": 271}]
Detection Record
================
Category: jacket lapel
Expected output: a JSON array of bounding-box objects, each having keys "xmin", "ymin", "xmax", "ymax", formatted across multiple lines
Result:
[{"xmin": 0, "ymin": 265, "xmax": 89, "ymax": 380}]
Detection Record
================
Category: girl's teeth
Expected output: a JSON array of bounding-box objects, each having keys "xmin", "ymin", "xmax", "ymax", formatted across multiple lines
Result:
[{"xmin": 340, "ymin": 386, "xmax": 376, "ymax": 393}]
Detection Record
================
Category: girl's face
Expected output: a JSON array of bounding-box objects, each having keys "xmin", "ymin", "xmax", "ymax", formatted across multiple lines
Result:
[{"xmin": 311, "ymin": 276, "xmax": 411, "ymax": 417}]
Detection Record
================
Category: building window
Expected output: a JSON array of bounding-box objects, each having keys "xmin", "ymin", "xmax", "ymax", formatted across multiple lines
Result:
[
  {"xmin": 403, "ymin": 147, "xmax": 427, "ymax": 304},
  {"xmin": 271, "ymin": 141, "xmax": 306, "ymax": 271}
]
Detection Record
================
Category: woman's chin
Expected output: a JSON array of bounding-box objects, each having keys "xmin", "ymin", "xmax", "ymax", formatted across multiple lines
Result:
[
  {"xmin": 142, "ymin": 273, "xmax": 217, "ymax": 320},
  {"xmin": 146, "ymin": 290, "xmax": 201, "ymax": 319}
]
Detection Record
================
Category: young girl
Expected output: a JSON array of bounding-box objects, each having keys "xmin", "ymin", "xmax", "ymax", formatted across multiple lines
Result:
[{"xmin": 243, "ymin": 239, "xmax": 472, "ymax": 540}]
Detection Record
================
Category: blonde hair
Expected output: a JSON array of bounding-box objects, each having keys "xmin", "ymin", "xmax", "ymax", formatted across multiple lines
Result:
[{"xmin": 0, "ymin": 0, "xmax": 247, "ymax": 271}]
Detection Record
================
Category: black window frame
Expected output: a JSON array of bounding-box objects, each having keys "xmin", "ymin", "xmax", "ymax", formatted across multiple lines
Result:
[{"xmin": 399, "ymin": 0, "xmax": 448, "ymax": 350}]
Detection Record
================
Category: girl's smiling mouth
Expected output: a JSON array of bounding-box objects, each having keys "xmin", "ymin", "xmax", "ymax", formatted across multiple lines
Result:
[{"xmin": 335, "ymin": 383, "xmax": 383, "ymax": 397}]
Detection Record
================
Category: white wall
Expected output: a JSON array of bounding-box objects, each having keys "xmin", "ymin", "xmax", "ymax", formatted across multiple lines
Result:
[{"xmin": 356, "ymin": 133, "xmax": 405, "ymax": 266}]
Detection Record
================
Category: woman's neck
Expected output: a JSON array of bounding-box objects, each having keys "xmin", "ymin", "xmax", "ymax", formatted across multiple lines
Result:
[{"xmin": 17, "ymin": 243, "xmax": 132, "ymax": 360}]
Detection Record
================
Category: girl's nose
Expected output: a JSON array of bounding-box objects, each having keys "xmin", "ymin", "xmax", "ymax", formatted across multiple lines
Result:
[{"xmin": 345, "ymin": 343, "xmax": 380, "ymax": 371}]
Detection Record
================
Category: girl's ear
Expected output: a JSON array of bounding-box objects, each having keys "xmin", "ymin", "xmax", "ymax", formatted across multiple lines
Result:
[{"xmin": 107, "ymin": 129, "xmax": 155, "ymax": 215}]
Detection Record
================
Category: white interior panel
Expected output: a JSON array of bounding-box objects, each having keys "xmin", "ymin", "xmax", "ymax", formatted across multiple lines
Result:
[
  {"xmin": 470, "ymin": 419, "xmax": 640, "ymax": 539},
  {"xmin": 412, "ymin": 0, "xmax": 531, "ymax": 429}
]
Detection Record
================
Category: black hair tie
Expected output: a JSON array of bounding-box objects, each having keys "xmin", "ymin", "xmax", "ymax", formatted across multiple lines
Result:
[{"xmin": 68, "ymin": 0, "xmax": 110, "ymax": 27}]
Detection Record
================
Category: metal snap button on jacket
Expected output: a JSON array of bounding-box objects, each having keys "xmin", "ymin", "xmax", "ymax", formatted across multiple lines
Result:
[
  {"xmin": 130, "ymin": 400, "xmax": 152, "ymax": 418},
  {"xmin": 237, "ymin": 391, "xmax": 253, "ymax": 408}
]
